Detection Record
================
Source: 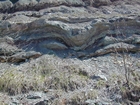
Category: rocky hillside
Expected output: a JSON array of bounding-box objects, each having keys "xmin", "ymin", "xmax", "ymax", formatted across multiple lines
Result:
[
  {"xmin": 0, "ymin": 0, "xmax": 140, "ymax": 62},
  {"xmin": 0, "ymin": 0, "xmax": 140, "ymax": 105}
]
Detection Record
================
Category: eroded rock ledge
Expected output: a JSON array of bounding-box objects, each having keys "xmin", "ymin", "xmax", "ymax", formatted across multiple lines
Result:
[{"xmin": 0, "ymin": 0, "xmax": 140, "ymax": 63}]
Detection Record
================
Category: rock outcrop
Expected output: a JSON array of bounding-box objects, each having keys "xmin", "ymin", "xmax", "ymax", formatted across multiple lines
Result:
[
  {"xmin": 0, "ymin": 1, "xmax": 140, "ymax": 105},
  {"xmin": 0, "ymin": 0, "xmax": 140, "ymax": 63}
]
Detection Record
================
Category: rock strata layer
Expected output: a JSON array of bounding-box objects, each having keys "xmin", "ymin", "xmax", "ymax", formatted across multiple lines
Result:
[{"xmin": 0, "ymin": 0, "xmax": 140, "ymax": 62}]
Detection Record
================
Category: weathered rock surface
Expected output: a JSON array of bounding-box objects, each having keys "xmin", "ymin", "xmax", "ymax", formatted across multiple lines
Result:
[
  {"xmin": 0, "ymin": 0, "xmax": 13, "ymax": 12},
  {"xmin": 0, "ymin": 1, "xmax": 139, "ymax": 105},
  {"xmin": 0, "ymin": 36, "xmax": 41, "ymax": 63},
  {"xmin": 0, "ymin": 0, "xmax": 139, "ymax": 62}
]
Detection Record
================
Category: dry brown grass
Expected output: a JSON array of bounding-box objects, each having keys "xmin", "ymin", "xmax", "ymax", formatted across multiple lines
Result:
[{"xmin": 0, "ymin": 58, "xmax": 89, "ymax": 95}]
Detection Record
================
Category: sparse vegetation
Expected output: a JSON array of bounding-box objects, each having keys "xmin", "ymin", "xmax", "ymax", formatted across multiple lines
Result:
[
  {"xmin": 0, "ymin": 68, "xmax": 44, "ymax": 95},
  {"xmin": 0, "ymin": 0, "xmax": 140, "ymax": 104},
  {"xmin": 0, "ymin": 56, "xmax": 89, "ymax": 96},
  {"xmin": 106, "ymin": 17, "xmax": 140, "ymax": 104},
  {"xmin": 0, "ymin": 52, "xmax": 140, "ymax": 104}
]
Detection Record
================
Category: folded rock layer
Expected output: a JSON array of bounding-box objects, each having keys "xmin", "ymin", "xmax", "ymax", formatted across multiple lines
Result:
[{"xmin": 0, "ymin": 0, "xmax": 140, "ymax": 62}]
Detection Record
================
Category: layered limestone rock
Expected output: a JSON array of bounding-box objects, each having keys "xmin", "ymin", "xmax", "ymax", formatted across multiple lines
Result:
[{"xmin": 0, "ymin": 0, "xmax": 140, "ymax": 62}]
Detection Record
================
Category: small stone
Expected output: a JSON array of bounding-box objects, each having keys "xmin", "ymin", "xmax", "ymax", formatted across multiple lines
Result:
[
  {"xmin": 85, "ymin": 99, "xmax": 96, "ymax": 105},
  {"xmin": 27, "ymin": 92, "xmax": 42, "ymax": 99},
  {"xmin": 27, "ymin": 95, "xmax": 41, "ymax": 99},
  {"xmin": 91, "ymin": 74, "xmax": 107, "ymax": 81}
]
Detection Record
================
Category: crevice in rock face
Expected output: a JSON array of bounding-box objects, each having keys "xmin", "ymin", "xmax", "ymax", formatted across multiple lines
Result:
[
  {"xmin": 15, "ymin": 37, "xmax": 70, "ymax": 49},
  {"xmin": 48, "ymin": 17, "xmax": 95, "ymax": 24}
]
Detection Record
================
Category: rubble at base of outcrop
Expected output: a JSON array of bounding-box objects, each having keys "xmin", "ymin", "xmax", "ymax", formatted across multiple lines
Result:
[{"xmin": 0, "ymin": 54, "xmax": 140, "ymax": 105}]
